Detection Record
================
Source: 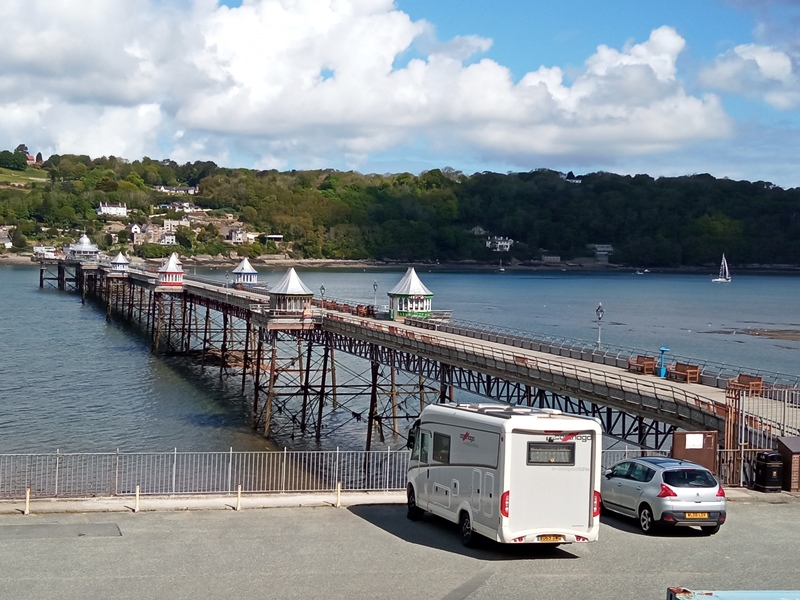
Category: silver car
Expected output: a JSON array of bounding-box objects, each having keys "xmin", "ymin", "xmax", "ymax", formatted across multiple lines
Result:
[{"xmin": 601, "ymin": 456, "xmax": 727, "ymax": 535}]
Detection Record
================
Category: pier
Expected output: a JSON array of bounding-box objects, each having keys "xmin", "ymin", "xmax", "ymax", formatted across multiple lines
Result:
[{"xmin": 38, "ymin": 256, "xmax": 800, "ymax": 466}]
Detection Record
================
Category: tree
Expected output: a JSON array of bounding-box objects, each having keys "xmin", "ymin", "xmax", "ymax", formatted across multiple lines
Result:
[{"xmin": 11, "ymin": 227, "xmax": 27, "ymax": 248}]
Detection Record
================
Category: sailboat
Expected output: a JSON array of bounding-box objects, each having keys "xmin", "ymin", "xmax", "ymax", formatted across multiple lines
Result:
[
  {"xmin": 712, "ymin": 254, "xmax": 731, "ymax": 283},
  {"xmin": 498, "ymin": 259, "xmax": 505, "ymax": 273}
]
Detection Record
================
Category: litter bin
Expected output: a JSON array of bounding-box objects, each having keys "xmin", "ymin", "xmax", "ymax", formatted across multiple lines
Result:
[{"xmin": 753, "ymin": 451, "xmax": 783, "ymax": 492}]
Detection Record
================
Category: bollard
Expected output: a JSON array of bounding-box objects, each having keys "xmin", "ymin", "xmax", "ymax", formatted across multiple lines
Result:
[
  {"xmin": 336, "ymin": 482, "xmax": 341, "ymax": 508},
  {"xmin": 24, "ymin": 488, "xmax": 30, "ymax": 516},
  {"xmin": 134, "ymin": 485, "xmax": 140, "ymax": 513},
  {"xmin": 236, "ymin": 484, "xmax": 242, "ymax": 512}
]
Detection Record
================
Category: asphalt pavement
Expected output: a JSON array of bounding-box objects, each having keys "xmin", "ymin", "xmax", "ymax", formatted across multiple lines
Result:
[{"xmin": 2, "ymin": 490, "xmax": 800, "ymax": 600}]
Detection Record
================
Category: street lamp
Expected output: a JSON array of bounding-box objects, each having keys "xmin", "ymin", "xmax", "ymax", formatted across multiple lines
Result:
[
  {"xmin": 372, "ymin": 280, "xmax": 378, "ymax": 307},
  {"xmin": 595, "ymin": 302, "xmax": 604, "ymax": 348},
  {"xmin": 320, "ymin": 284, "xmax": 325, "ymax": 301}
]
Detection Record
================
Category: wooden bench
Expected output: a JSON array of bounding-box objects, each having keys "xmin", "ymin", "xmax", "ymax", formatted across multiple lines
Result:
[
  {"xmin": 628, "ymin": 355, "xmax": 656, "ymax": 375},
  {"xmin": 728, "ymin": 373, "xmax": 764, "ymax": 395},
  {"xmin": 667, "ymin": 362, "xmax": 700, "ymax": 383}
]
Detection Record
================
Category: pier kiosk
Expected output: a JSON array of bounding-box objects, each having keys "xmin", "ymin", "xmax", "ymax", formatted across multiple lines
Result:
[
  {"xmin": 231, "ymin": 257, "xmax": 258, "ymax": 287},
  {"xmin": 387, "ymin": 268, "xmax": 433, "ymax": 321}
]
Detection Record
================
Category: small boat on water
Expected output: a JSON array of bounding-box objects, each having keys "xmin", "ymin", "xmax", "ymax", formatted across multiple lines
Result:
[
  {"xmin": 712, "ymin": 254, "xmax": 731, "ymax": 283},
  {"xmin": 498, "ymin": 259, "xmax": 505, "ymax": 273}
]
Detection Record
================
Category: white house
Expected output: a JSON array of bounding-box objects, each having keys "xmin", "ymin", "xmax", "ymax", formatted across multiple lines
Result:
[
  {"xmin": 486, "ymin": 236, "xmax": 514, "ymax": 252},
  {"xmin": 97, "ymin": 203, "xmax": 128, "ymax": 217}
]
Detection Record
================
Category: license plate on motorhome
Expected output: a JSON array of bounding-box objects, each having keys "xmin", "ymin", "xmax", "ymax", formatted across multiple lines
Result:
[
  {"xmin": 538, "ymin": 535, "xmax": 564, "ymax": 543},
  {"xmin": 685, "ymin": 512, "xmax": 708, "ymax": 519}
]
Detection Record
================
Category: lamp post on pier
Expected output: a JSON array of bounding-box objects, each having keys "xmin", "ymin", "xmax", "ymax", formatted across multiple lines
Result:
[
  {"xmin": 658, "ymin": 346, "xmax": 670, "ymax": 378},
  {"xmin": 595, "ymin": 303, "xmax": 604, "ymax": 348},
  {"xmin": 372, "ymin": 280, "xmax": 378, "ymax": 308},
  {"xmin": 320, "ymin": 284, "xmax": 325, "ymax": 301}
]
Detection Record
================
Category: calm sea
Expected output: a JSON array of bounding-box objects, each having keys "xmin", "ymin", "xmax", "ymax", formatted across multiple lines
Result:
[{"xmin": 1, "ymin": 264, "xmax": 798, "ymax": 453}]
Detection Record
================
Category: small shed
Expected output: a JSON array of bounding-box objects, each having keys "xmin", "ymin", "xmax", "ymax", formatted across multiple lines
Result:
[
  {"xmin": 158, "ymin": 253, "xmax": 184, "ymax": 287},
  {"xmin": 387, "ymin": 267, "xmax": 433, "ymax": 321},
  {"xmin": 110, "ymin": 252, "xmax": 129, "ymax": 274},
  {"xmin": 776, "ymin": 436, "xmax": 800, "ymax": 492},
  {"xmin": 232, "ymin": 257, "xmax": 258, "ymax": 286},
  {"xmin": 269, "ymin": 267, "xmax": 313, "ymax": 314}
]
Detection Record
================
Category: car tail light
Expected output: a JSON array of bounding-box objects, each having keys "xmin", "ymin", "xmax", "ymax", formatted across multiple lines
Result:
[
  {"xmin": 657, "ymin": 484, "xmax": 677, "ymax": 498},
  {"xmin": 716, "ymin": 486, "xmax": 726, "ymax": 498},
  {"xmin": 500, "ymin": 491, "xmax": 510, "ymax": 517},
  {"xmin": 593, "ymin": 491, "xmax": 601, "ymax": 517}
]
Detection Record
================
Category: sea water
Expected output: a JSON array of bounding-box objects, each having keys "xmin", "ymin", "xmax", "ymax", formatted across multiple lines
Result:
[{"xmin": 0, "ymin": 265, "xmax": 798, "ymax": 453}]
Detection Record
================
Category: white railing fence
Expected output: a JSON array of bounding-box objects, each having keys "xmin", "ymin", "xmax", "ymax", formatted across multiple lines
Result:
[{"xmin": 0, "ymin": 447, "xmax": 775, "ymax": 500}]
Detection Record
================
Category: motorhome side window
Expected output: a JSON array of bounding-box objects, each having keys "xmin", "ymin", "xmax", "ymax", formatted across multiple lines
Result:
[
  {"xmin": 527, "ymin": 442, "xmax": 575, "ymax": 466},
  {"xmin": 432, "ymin": 433, "xmax": 451, "ymax": 464}
]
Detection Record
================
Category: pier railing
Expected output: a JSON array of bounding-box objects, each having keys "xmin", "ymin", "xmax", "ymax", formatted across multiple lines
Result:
[
  {"xmin": 0, "ymin": 447, "xmax": 773, "ymax": 501},
  {"xmin": 408, "ymin": 317, "xmax": 800, "ymax": 388}
]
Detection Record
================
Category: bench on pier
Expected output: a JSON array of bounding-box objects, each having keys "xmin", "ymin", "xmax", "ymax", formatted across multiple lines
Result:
[
  {"xmin": 667, "ymin": 362, "xmax": 700, "ymax": 383},
  {"xmin": 728, "ymin": 373, "xmax": 764, "ymax": 395},
  {"xmin": 628, "ymin": 355, "xmax": 656, "ymax": 375}
]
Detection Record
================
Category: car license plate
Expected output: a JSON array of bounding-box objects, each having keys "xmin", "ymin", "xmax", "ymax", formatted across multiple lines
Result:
[
  {"xmin": 685, "ymin": 512, "xmax": 709, "ymax": 519},
  {"xmin": 538, "ymin": 535, "xmax": 564, "ymax": 543}
]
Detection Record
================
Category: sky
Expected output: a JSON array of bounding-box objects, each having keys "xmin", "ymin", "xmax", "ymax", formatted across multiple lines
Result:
[{"xmin": 2, "ymin": 0, "xmax": 800, "ymax": 187}]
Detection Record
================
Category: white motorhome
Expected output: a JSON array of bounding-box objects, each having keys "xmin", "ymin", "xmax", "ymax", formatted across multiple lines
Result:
[{"xmin": 406, "ymin": 403, "xmax": 602, "ymax": 547}]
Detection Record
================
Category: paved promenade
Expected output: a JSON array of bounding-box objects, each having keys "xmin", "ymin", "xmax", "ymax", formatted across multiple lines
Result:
[
  {"xmin": 1, "ymin": 486, "xmax": 799, "ymax": 516},
  {"xmin": 1, "ymin": 489, "xmax": 800, "ymax": 600}
]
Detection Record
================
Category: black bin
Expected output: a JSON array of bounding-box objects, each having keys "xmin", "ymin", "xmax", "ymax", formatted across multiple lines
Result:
[{"xmin": 753, "ymin": 451, "xmax": 783, "ymax": 492}]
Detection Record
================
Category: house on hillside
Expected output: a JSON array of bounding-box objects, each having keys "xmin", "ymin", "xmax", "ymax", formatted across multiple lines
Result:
[
  {"xmin": 97, "ymin": 202, "xmax": 128, "ymax": 217},
  {"xmin": 486, "ymin": 236, "xmax": 514, "ymax": 252}
]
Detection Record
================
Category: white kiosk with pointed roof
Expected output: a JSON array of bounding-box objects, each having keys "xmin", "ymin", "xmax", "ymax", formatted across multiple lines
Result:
[
  {"xmin": 269, "ymin": 267, "xmax": 313, "ymax": 314},
  {"xmin": 387, "ymin": 267, "xmax": 433, "ymax": 320},
  {"xmin": 232, "ymin": 257, "xmax": 258, "ymax": 286},
  {"xmin": 158, "ymin": 252, "xmax": 184, "ymax": 287},
  {"xmin": 110, "ymin": 252, "xmax": 129, "ymax": 274}
]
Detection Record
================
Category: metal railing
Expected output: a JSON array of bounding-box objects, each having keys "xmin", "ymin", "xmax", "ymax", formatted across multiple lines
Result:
[
  {"xmin": 408, "ymin": 317, "xmax": 800, "ymax": 388},
  {"xmin": 0, "ymin": 447, "xmax": 778, "ymax": 501},
  {"xmin": 327, "ymin": 313, "xmax": 728, "ymax": 431},
  {"xmin": 0, "ymin": 448, "xmax": 409, "ymax": 500}
]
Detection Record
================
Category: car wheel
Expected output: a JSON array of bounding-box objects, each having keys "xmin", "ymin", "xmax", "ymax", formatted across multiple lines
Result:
[
  {"xmin": 701, "ymin": 524, "xmax": 721, "ymax": 535},
  {"xmin": 638, "ymin": 505, "xmax": 657, "ymax": 534},
  {"xmin": 407, "ymin": 486, "xmax": 423, "ymax": 521},
  {"xmin": 459, "ymin": 511, "xmax": 477, "ymax": 547}
]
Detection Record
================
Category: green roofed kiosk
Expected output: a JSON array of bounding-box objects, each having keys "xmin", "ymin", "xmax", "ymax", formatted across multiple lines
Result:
[{"xmin": 387, "ymin": 267, "xmax": 433, "ymax": 321}]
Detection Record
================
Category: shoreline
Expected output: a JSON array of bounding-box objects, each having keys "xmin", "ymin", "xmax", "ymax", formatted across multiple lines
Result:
[{"xmin": 3, "ymin": 251, "xmax": 800, "ymax": 274}]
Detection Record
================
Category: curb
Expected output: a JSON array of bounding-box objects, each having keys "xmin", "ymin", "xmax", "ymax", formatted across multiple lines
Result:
[{"xmin": 0, "ymin": 491, "xmax": 406, "ymax": 516}]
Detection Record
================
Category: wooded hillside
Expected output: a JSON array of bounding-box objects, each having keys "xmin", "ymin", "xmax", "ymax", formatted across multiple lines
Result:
[{"xmin": 1, "ymin": 152, "xmax": 798, "ymax": 267}]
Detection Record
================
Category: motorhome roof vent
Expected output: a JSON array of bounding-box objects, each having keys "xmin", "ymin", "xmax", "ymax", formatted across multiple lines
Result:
[{"xmin": 541, "ymin": 408, "xmax": 563, "ymax": 415}]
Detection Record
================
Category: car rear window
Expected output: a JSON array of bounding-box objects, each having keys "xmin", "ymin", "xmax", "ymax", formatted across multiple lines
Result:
[{"xmin": 663, "ymin": 469, "xmax": 717, "ymax": 488}]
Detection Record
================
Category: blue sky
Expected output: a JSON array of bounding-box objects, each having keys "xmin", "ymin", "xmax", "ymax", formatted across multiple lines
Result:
[{"xmin": 2, "ymin": 0, "xmax": 800, "ymax": 187}]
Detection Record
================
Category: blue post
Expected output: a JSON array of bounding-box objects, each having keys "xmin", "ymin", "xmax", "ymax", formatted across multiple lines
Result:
[{"xmin": 658, "ymin": 346, "xmax": 670, "ymax": 378}]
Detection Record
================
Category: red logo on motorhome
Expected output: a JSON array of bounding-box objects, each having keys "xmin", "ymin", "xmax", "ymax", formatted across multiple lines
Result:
[
  {"xmin": 556, "ymin": 432, "xmax": 592, "ymax": 442},
  {"xmin": 461, "ymin": 431, "xmax": 475, "ymax": 443}
]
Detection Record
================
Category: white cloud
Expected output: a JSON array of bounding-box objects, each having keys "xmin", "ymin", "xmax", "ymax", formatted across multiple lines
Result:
[
  {"xmin": 0, "ymin": 2, "xmax": 730, "ymax": 172},
  {"xmin": 700, "ymin": 43, "xmax": 799, "ymax": 109}
]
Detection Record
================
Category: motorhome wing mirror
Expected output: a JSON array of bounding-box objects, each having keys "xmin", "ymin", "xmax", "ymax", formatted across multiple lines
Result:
[{"xmin": 406, "ymin": 429, "xmax": 416, "ymax": 450}]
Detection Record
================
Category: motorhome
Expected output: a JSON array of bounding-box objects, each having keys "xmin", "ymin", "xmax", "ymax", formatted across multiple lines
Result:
[{"xmin": 406, "ymin": 403, "xmax": 602, "ymax": 547}]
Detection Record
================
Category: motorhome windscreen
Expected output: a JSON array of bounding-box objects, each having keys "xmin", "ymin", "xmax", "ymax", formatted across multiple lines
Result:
[{"xmin": 527, "ymin": 442, "xmax": 575, "ymax": 466}]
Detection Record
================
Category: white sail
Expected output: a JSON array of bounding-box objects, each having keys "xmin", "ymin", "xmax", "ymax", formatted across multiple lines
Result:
[{"xmin": 712, "ymin": 254, "xmax": 731, "ymax": 283}]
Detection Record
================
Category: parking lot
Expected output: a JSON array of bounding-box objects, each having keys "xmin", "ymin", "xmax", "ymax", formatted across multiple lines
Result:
[{"xmin": 1, "ymin": 500, "xmax": 799, "ymax": 600}]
